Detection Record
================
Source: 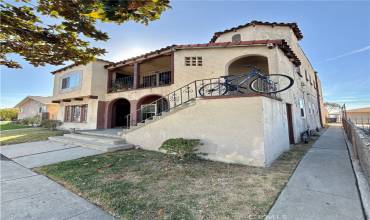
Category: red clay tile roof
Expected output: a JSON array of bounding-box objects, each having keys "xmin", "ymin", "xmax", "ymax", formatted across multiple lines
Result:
[
  {"xmin": 51, "ymin": 58, "xmax": 113, "ymax": 74},
  {"xmin": 106, "ymin": 39, "xmax": 301, "ymax": 68},
  {"xmin": 209, "ymin": 20, "xmax": 303, "ymax": 43}
]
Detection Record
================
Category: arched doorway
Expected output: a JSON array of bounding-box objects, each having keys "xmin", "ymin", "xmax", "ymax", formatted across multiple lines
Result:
[
  {"xmin": 111, "ymin": 98, "xmax": 131, "ymax": 128},
  {"xmin": 228, "ymin": 55, "xmax": 269, "ymax": 75},
  {"xmin": 227, "ymin": 55, "xmax": 269, "ymax": 94},
  {"xmin": 137, "ymin": 95, "xmax": 169, "ymax": 122}
]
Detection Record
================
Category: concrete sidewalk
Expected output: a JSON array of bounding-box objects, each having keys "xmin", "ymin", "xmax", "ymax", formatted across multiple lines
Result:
[
  {"xmin": 268, "ymin": 126, "xmax": 365, "ymax": 220},
  {"xmin": 1, "ymin": 155, "xmax": 115, "ymax": 220},
  {"xmin": 1, "ymin": 141, "xmax": 102, "ymax": 168}
]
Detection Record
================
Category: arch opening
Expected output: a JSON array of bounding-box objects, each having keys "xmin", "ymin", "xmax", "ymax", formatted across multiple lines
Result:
[
  {"xmin": 110, "ymin": 98, "xmax": 131, "ymax": 128},
  {"xmin": 137, "ymin": 95, "xmax": 169, "ymax": 122}
]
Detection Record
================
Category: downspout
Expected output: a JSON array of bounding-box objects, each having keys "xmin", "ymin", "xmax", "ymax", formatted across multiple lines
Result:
[{"xmin": 314, "ymin": 71, "xmax": 324, "ymax": 128}]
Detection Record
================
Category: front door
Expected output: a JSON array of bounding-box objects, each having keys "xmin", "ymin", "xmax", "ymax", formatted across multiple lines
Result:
[
  {"xmin": 286, "ymin": 103, "xmax": 295, "ymax": 144},
  {"xmin": 141, "ymin": 104, "xmax": 157, "ymax": 121}
]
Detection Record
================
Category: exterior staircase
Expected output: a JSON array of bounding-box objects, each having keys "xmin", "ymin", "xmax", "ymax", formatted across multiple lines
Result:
[{"xmin": 48, "ymin": 131, "xmax": 133, "ymax": 152}]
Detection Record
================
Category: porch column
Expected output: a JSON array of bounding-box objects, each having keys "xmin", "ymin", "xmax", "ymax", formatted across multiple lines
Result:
[
  {"xmin": 130, "ymin": 100, "xmax": 138, "ymax": 125},
  {"xmin": 133, "ymin": 63, "xmax": 140, "ymax": 89},
  {"xmin": 107, "ymin": 70, "xmax": 114, "ymax": 92},
  {"xmin": 170, "ymin": 52, "xmax": 175, "ymax": 84}
]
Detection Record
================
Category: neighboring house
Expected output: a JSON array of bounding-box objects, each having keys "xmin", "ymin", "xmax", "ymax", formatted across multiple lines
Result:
[
  {"xmin": 14, "ymin": 96, "xmax": 59, "ymax": 120},
  {"xmin": 50, "ymin": 21, "xmax": 324, "ymax": 166},
  {"xmin": 346, "ymin": 107, "xmax": 370, "ymax": 124}
]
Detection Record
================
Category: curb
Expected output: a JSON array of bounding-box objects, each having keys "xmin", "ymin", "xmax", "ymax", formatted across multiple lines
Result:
[{"xmin": 343, "ymin": 131, "xmax": 370, "ymax": 220}]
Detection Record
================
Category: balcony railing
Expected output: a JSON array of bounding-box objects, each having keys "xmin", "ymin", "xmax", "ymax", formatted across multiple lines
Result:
[
  {"xmin": 111, "ymin": 76, "xmax": 134, "ymax": 92},
  {"xmin": 110, "ymin": 71, "xmax": 172, "ymax": 92}
]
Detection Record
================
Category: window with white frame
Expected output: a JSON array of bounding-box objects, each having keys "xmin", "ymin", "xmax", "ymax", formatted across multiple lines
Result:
[{"xmin": 61, "ymin": 71, "xmax": 81, "ymax": 90}]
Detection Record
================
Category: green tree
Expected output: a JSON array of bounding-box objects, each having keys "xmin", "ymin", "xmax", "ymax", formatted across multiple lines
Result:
[
  {"xmin": 0, "ymin": 108, "xmax": 19, "ymax": 121},
  {"xmin": 0, "ymin": 0, "xmax": 170, "ymax": 68}
]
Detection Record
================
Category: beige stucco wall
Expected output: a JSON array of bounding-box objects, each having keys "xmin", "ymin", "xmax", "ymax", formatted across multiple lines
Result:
[
  {"xmin": 214, "ymin": 25, "xmax": 297, "ymax": 45},
  {"xmin": 53, "ymin": 60, "xmax": 109, "ymax": 100},
  {"xmin": 125, "ymin": 96, "xmax": 289, "ymax": 167},
  {"xmin": 46, "ymin": 104, "xmax": 59, "ymax": 120},
  {"xmin": 17, "ymin": 99, "xmax": 45, "ymax": 120}
]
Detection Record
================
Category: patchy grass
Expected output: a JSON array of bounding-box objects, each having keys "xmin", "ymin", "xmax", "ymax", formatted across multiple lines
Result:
[
  {"xmin": 35, "ymin": 133, "xmax": 323, "ymax": 220},
  {"xmin": 0, "ymin": 128, "xmax": 66, "ymax": 145},
  {"xmin": 0, "ymin": 121, "xmax": 30, "ymax": 131}
]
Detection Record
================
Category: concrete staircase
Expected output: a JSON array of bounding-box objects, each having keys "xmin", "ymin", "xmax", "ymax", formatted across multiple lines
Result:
[
  {"xmin": 48, "ymin": 132, "xmax": 133, "ymax": 152},
  {"xmin": 124, "ymin": 99, "xmax": 196, "ymax": 133}
]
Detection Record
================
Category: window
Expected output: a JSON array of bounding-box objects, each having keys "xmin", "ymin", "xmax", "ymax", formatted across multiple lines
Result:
[
  {"xmin": 299, "ymin": 99, "xmax": 305, "ymax": 117},
  {"xmin": 305, "ymin": 70, "xmax": 309, "ymax": 81},
  {"xmin": 64, "ymin": 105, "xmax": 88, "ymax": 123},
  {"xmin": 141, "ymin": 104, "xmax": 156, "ymax": 121},
  {"xmin": 197, "ymin": 57, "xmax": 202, "ymax": 66},
  {"xmin": 143, "ymin": 74, "xmax": 157, "ymax": 88},
  {"xmin": 232, "ymin": 34, "xmax": 241, "ymax": 43},
  {"xmin": 61, "ymin": 71, "xmax": 81, "ymax": 90},
  {"xmin": 294, "ymin": 65, "xmax": 302, "ymax": 77},
  {"xmin": 185, "ymin": 57, "xmax": 191, "ymax": 66},
  {"xmin": 81, "ymin": 105, "xmax": 88, "ymax": 122},
  {"xmin": 159, "ymin": 71, "xmax": 171, "ymax": 85},
  {"xmin": 185, "ymin": 57, "xmax": 203, "ymax": 66},
  {"xmin": 39, "ymin": 106, "xmax": 46, "ymax": 113}
]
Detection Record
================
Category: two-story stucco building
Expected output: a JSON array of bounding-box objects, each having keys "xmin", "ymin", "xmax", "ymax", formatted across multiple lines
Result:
[{"xmin": 50, "ymin": 21, "xmax": 324, "ymax": 166}]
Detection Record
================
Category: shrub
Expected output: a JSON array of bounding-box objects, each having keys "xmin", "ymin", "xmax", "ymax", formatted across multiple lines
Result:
[
  {"xmin": 41, "ymin": 120, "xmax": 62, "ymax": 130},
  {"xmin": 159, "ymin": 138, "xmax": 202, "ymax": 160},
  {"xmin": 19, "ymin": 116, "xmax": 41, "ymax": 126},
  {"xmin": 0, "ymin": 108, "xmax": 19, "ymax": 121}
]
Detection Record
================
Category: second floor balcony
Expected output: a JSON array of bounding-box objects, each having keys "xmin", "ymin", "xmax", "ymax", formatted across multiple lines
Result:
[
  {"xmin": 110, "ymin": 71, "xmax": 172, "ymax": 92},
  {"xmin": 107, "ymin": 53, "xmax": 173, "ymax": 93}
]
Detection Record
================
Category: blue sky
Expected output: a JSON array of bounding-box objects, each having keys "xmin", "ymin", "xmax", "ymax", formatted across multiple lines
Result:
[{"xmin": 1, "ymin": 1, "xmax": 369, "ymax": 109}]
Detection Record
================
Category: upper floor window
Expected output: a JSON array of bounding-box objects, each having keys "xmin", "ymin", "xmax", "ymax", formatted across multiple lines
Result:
[
  {"xmin": 232, "ymin": 34, "xmax": 241, "ymax": 43},
  {"xmin": 61, "ymin": 71, "xmax": 81, "ymax": 90},
  {"xmin": 299, "ymin": 99, "xmax": 305, "ymax": 117},
  {"xmin": 294, "ymin": 65, "xmax": 302, "ymax": 77},
  {"xmin": 185, "ymin": 57, "xmax": 202, "ymax": 66},
  {"xmin": 305, "ymin": 70, "xmax": 309, "ymax": 82},
  {"xmin": 143, "ymin": 74, "xmax": 157, "ymax": 88},
  {"xmin": 159, "ymin": 71, "xmax": 171, "ymax": 85}
]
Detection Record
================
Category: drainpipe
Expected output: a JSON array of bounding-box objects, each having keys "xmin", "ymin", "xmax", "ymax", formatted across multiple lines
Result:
[{"xmin": 314, "ymin": 71, "xmax": 324, "ymax": 128}]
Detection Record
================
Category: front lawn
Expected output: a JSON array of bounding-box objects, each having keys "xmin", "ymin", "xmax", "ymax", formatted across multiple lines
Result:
[
  {"xmin": 0, "ymin": 128, "xmax": 66, "ymax": 145},
  {"xmin": 35, "ymin": 133, "xmax": 321, "ymax": 220},
  {"xmin": 0, "ymin": 121, "xmax": 30, "ymax": 130}
]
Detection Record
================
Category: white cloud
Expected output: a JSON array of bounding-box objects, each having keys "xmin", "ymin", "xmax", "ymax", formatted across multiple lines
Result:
[{"xmin": 320, "ymin": 45, "xmax": 370, "ymax": 63}]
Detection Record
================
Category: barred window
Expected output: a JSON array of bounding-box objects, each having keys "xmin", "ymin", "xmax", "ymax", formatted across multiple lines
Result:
[
  {"xmin": 143, "ymin": 74, "xmax": 157, "ymax": 88},
  {"xmin": 159, "ymin": 71, "xmax": 171, "ymax": 85}
]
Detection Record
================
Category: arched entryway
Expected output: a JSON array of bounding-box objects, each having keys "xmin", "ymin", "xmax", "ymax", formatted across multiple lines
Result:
[
  {"xmin": 136, "ymin": 95, "xmax": 169, "ymax": 122},
  {"xmin": 110, "ymin": 98, "xmax": 131, "ymax": 128},
  {"xmin": 227, "ymin": 55, "xmax": 269, "ymax": 94},
  {"xmin": 227, "ymin": 55, "xmax": 269, "ymax": 75}
]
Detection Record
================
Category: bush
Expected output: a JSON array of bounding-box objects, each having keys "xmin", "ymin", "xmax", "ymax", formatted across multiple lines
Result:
[
  {"xmin": 0, "ymin": 108, "xmax": 19, "ymax": 121},
  {"xmin": 41, "ymin": 120, "xmax": 62, "ymax": 130},
  {"xmin": 18, "ymin": 116, "xmax": 41, "ymax": 126},
  {"xmin": 159, "ymin": 138, "xmax": 202, "ymax": 160}
]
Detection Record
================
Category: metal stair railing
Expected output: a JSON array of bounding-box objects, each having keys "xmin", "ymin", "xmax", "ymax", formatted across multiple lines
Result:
[{"xmin": 125, "ymin": 77, "xmax": 224, "ymax": 128}]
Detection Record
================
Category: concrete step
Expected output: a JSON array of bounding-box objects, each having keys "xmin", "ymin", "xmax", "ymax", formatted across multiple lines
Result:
[
  {"xmin": 64, "ymin": 133, "xmax": 126, "ymax": 145},
  {"xmin": 48, "ymin": 136, "xmax": 133, "ymax": 152},
  {"xmin": 77, "ymin": 130, "xmax": 122, "ymax": 138}
]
